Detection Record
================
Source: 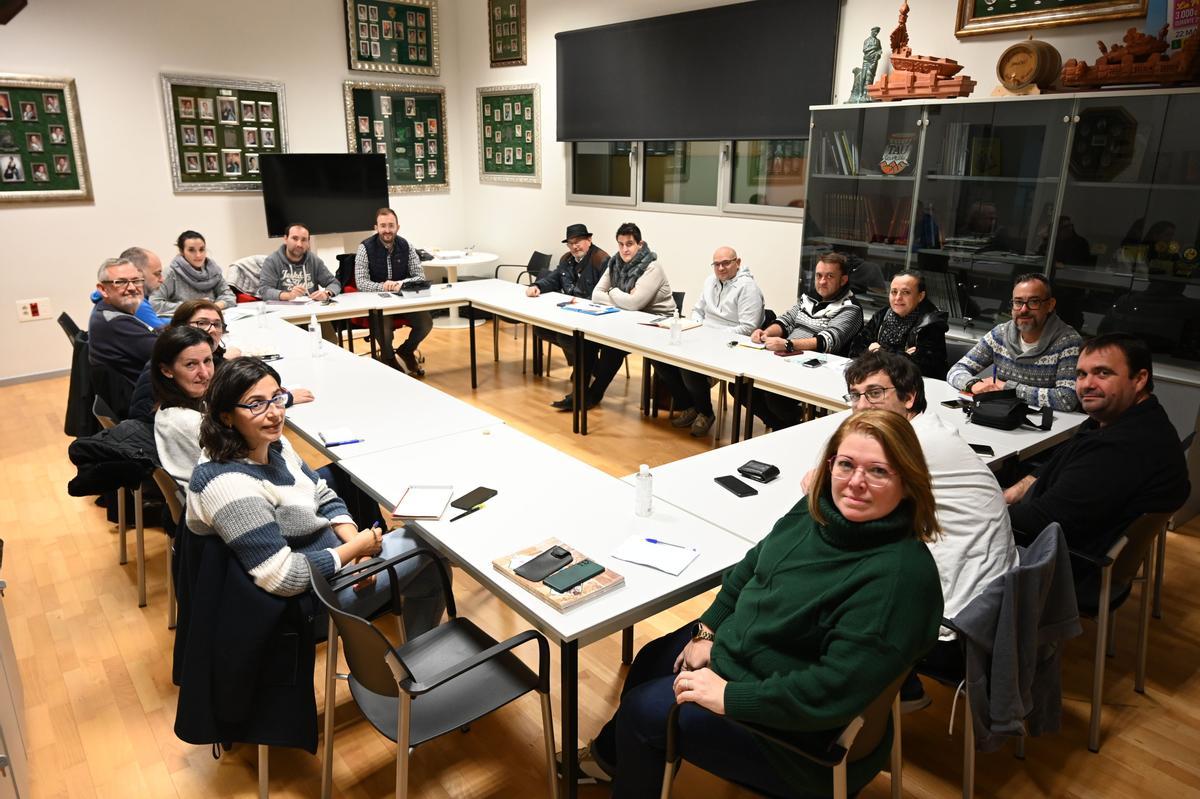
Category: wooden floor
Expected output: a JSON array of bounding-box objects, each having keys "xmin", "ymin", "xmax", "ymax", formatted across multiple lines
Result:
[{"xmin": 6, "ymin": 318, "xmax": 1200, "ymax": 798}]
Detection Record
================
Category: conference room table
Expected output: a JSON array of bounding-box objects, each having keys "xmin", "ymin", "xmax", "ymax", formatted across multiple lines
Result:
[{"xmin": 424, "ymin": 250, "xmax": 498, "ymax": 328}]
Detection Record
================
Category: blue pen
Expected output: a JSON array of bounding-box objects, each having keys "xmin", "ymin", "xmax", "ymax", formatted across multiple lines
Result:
[
  {"xmin": 645, "ymin": 537, "xmax": 687, "ymax": 549},
  {"xmin": 992, "ymin": 365, "xmax": 997, "ymax": 382},
  {"xmin": 326, "ymin": 438, "xmax": 363, "ymax": 447}
]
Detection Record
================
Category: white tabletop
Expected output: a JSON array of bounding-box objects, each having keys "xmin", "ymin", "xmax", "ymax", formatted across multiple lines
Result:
[
  {"xmin": 336, "ymin": 424, "xmax": 749, "ymax": 646},
  {"xmin": 226, "ymin": 281, "xmax": 476, "ymax": 324},
  {"xmin": 426, "ymin": 250, "xmax": 498, "ymax": 267}
]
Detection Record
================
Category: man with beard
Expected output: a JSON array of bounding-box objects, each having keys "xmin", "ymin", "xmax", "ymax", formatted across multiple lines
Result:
[
  {"xmin": 88, "ymin": 257, "xmax": 158, "ymax": 382},
  {"xmin": 948, "ymin": 273, "xmax": 1082, "ymax": 410}
]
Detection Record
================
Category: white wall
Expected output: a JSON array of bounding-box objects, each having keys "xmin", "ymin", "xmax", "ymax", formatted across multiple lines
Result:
[{"xmin": 0, "ymin": 0, "xmax": 1159, "ymax": 381}]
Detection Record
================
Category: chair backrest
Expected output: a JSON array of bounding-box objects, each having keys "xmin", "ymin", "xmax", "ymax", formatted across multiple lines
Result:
[
  {"xmin": 309, "ymin": 566, "xmax": 403, "ymax": 698},
  {"xmin": 761, "ymin": 308, "xmax": 777, "ymax": 329},
  {"xmin": 672, "ymin": 291, "xmax": 685, "ymax": 314},
  {"xmin": 58, "ymin": 311, "xmax": 81, "ymax": 343},
  {"xmin": 529, "ymin": 251, "xmax": 551, "ymax": 276},
  {"xmin": 335, "ymin": 253, "xmax": 359, "ymax": 290},
  {"xmin": 89, "ymin": 364, "xmax": 135, "ymax": 421},
  {"xmin": 152, "ymin": 467, "xmax": 185, "ymax": 526},
  {"xmin": 92, "ymin": 395, "xmax": 118, "ymax": 430},
  {"xmin": 1109, "ymin": 512, "xmax": 1171, "ymax": 588},
  {"xmin": 946, "ymin": 337, "xmax": 974, "ymax": 368},
  {"xmin": 846, "ymin": 671, "xmax": 907, "ymax": 764}
]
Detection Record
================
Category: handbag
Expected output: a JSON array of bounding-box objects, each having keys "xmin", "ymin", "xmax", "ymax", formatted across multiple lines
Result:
[{"xmin": 969, "ymin": 390, "xmax": 1053, "ymax": 431}]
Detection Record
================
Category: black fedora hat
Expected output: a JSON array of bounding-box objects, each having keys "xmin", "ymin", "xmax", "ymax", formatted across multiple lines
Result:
[{"xmin": 562, "ymin": 223, "xmax": 594, "ymax": 243}]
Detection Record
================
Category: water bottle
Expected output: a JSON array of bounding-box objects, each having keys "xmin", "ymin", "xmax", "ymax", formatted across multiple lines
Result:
[
  {"xmin": 309, "ymin": 311, "xmax": 323, "ymax": 358},
  {"xmin": 634, "ymin": 464, "xmax": 653, "ymax": 517},
  {"xmin": 256, "ymin": 300, "xmax": 267, "ymax": 328},
  {"xmin": 669, "ymin": 310, "xmax": 683, "ymax": 345}
]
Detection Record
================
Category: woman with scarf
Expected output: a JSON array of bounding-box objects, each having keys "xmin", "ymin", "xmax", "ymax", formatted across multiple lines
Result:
[
  {"xmin": 562, "ymin": 222, "xmax": 675, "ymax": 411},
  {"xmin": 151, "ymin": 230, "xmax": 237, "ymax": 316},
  {"xmin": 850, "ymin": 270, "xmax": 949, "ymax": 379}
]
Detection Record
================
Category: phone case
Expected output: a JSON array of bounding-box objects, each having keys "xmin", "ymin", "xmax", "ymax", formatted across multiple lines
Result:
[
  {"xmin": 452, "ymin": 487, "xmax": 497, "ymax": 510},
  {"xmin": 543, "ymin": 559, "xmax": 605, "ymax": 592},
  {"xmin": 514, "ymin": 546, "xmax": 573, "ymax": 582}
]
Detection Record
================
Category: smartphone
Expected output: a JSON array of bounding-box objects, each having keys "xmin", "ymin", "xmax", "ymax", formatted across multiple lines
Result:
[
  {"xmin": 260, "ymin": 353, "xmax": 283, "ymax": 362},
  {"xmin": 514, "ymin": 545, "xmax": 573, "ymax": 582},
  {"xmin": 802, "ymin": 358, "xmax": 823, "ymax": 368},
  {"xmin": 968, "ymin": 443, "xmax": 995, "ymax": 456},
  {"xmin": 942, "ymin": 398, "xmax": 971, "ymax": 409},
  {"xmin": 715, "ymin": 475, "xmax": 758, "ymax": 498},
  {"xmin": 543, "ymin": 559, "xmax": 605, "ymax": 593},
  {"xmin": 451, "ymin": 486, "xmax": 498, "ymax": 510},
  {"xmin": 378, "ymin": 291, "xmax": 393, "ymax": 297}
]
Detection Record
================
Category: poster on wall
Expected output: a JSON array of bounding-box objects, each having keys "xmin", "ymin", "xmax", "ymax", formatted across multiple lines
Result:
[
  {"xmin": 343, "ymin": 80, "xmax": 448, "ymax": 193},
  {"xmin": 487, "ymin": 0, "xmax": 527, "ymax": 67},
  {"xmin": 346, "ymin": 0, "xmax": 440, "ymax": 76},
  {"xmin": 0, "ymin": 73, "xmax": 92, "ymax": 203},
  {"xmin": 956, "ymin": 0, "xmax": 1148, "ymax": 37},
  {"xmin": 477, "ymin": 83, "xmax": 539, "ymax": 185},
  {"xmin": 160, "ymin": 73, "xmax": 287, "ymax": 193}
]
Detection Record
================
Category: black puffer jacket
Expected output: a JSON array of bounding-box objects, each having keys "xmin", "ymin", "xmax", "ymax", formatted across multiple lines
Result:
[{"xmin": 66, "ymin": 419, "xmax": 159, "ymax": 496}]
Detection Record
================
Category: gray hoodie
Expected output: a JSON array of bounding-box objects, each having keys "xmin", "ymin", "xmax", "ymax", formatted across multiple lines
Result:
[
  {"xmin": 258, "ymin": 245, "xmax": 341, "ymax": 301},
  {"xmin": 691, "ymin": 264, "xmax": 765, "ymax": 335}
]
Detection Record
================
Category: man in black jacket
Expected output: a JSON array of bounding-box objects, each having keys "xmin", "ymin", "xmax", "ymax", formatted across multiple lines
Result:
[
  {"xmin": 1006, "ymin": 332, "xmax": 1189, "ymax": 594},
  {"xmin": 524, "ymin": 223, "xmax": 609, "ymax": 408}
]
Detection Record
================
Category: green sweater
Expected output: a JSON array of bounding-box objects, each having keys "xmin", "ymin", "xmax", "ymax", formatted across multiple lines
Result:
[{"xmin": 699, "ymin": 493, "xmax": 942, "ymax": 796}]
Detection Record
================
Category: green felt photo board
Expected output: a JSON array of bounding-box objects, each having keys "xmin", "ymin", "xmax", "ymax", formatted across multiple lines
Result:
[
  {"xmin": 0, "ymin": 73, "xmax": 91, "ymax": 203},
  {"xmin": 344, "ymin": 81, "xmax": 448, "ymax": 193},
  {"xmin": 956, "ymin": 0, "xmax": 1147, "ymax": 37},
  {"xmin": 487, "ymin": 0, "xmax": 527, "ymax": 68},
  {"xmin": 160, "ymin": 73, "xmax": 287, "ymax": 193},
  {"xmin": 346, "ymin": 0, "xmax": 440, "ymax": 76},
  {"xmin": 476, "ymin": 84, "xmax": 539, "ymax": 185}
]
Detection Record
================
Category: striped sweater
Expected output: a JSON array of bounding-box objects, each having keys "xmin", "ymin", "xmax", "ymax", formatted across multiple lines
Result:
[
  {"xmin": 186, "ymin": 437, "xmax": 353, "ymax": 596},
  {"xmin": 946, "ymin": 314, "xmax": 1082, "ymax": 411},
  {"xmin": 774, "ymin": 287, "xmax": 864, "ymax": 355}
]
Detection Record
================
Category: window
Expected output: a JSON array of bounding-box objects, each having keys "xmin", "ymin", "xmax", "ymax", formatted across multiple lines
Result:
[{"xmin": 568, "ymin": 138, "xmax": 805, "ymax": 220}]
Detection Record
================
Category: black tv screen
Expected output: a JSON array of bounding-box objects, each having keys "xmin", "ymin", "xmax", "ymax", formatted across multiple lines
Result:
[{"xmin": 260, "ymin": 154, "xmax": 388, "ymax": 237}]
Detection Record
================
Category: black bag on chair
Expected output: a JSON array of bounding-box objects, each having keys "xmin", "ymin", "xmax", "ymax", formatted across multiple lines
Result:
[{"xmin": 970, "ymin": 390, "xmax": 1053, "ymax": 431}]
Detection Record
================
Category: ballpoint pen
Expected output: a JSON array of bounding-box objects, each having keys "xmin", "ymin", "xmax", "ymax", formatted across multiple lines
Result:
[{"xmin": 644, "ymin": 537, "xmax": 687, "ymax": 548}]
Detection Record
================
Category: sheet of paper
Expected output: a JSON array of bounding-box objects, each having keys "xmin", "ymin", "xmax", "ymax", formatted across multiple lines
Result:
[
  {"xmin": 392, "ymin": 485, "xmax": 454, "ymax": 519},
  {"xmin": 319, "ymin": 427, "xmax": 360, "ymax": 446},
  {"xmin": 610, "ymin": 535, "xmax": 699, "ymax": 576}
]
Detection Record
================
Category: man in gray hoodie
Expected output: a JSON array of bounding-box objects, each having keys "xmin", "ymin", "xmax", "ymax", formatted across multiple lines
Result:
[
  {"xmin": 655, "ymin": 246, "xmax": 764, "ymax": 437},
  {"xmin": 259, "ymin": 223, "xmax": 341, "ymax": 302}
]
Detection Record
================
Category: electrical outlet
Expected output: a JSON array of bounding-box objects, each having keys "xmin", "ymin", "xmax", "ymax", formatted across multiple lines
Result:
[{"xmin": 17, "ymin": 298, "xmax": 52, "ymax": 323}]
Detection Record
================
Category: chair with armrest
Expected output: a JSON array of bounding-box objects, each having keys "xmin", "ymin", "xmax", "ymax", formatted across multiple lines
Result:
[
  {"xmin": 58, "ymin": 311, "xmax": 82, "ymax": 343},
  {"xmin": 660, "ymin": 672, "xmax": 906, "ymax": 799},
  {"xmin": 1070, "ymin": 511, "xmax": 1170, "ymax": 753},
  {"xmin": 492, "ymin": 251, "xmax": 552, "ymax": 365},
  {"xmin": 150, "ymin": 467, "xmax": 185, "ymax": 630},
  {"xmin": 333, "ymin": 253, "xmax": 418, "ymax": 362},
  {"xmin": 92, "ymin": 395, "xmax": 144, "ymax": 604},
  {"xmin": 310, "ymin": 548, "xmax": 559, "ymax": 799}
]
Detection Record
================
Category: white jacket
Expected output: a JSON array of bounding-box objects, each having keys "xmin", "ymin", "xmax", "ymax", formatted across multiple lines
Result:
[{"xmin": 690, "ymin": 265, "xmax": 765, "ymax": 335}]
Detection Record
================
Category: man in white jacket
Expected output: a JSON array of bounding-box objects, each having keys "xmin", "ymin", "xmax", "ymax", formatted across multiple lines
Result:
[{"xmin": 656, "ymin": 246, "xmax": 764, "ymax": 437}]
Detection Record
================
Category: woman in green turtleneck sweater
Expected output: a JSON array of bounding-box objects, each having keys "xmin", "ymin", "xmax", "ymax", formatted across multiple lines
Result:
[{"xmin": 582, "ymin": 410, "xmax": 944, "ymax": 798}]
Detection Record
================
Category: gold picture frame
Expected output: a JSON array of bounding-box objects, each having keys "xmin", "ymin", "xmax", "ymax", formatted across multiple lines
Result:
[
  {"xmin": 0, "ymin": 72, "xmax": 92, "ymax": 203},
  {"xmin": 476, "ymin": 83, "xmax": 540, "ymax": 185},
  {"xmin": 956, "ymin": 0, "xmax": 1148, "ymax": 38},
  {"xmin": 343, "ymin": 80, "xmax": 449, "ymax": 194},
  {"xmin": 346, "ymin": 0, "xmax": 441, "ymax": 76},
  {"xmin": 487, "ymin": 0, "xmax": 527, "ymax": 68}
]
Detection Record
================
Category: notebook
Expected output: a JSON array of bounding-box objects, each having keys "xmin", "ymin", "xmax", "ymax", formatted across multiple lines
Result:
[{"xmin": 391, "ymin": 485, "xmax": 454, "ymax": 520}]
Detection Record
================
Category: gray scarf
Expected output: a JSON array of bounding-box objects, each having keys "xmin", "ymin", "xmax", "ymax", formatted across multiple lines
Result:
[
  {"xmin": 605, "ymin": 243, "xmax": 657, "ymax": 293},
  {"xmin": 168, "ymin": 253, "xmax": 224, "ymax": 294}
]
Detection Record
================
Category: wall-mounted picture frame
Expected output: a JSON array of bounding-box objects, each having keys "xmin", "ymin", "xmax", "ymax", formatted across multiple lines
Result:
[
  {"xmin": 160, "ymin": 73, "xmax": 287, "ymax": 193},
  {"xmin": 343, "ymin": 80, "xmax": 448, "ymax": 193},
  {"xmin": 477, "ymin": 83, "xmax": 539, "ymax": 185},
  {"xmin": 488, "ymin": 0, "xmax": 527, "ymax": 67},
  {"xmin": 346, "ymin": 0, "xmax": 440, "ymax": 76},
  {"xmin": 955, "ymin": 0, "xmax": 1148, "ymax": 38},
  {"xmin": 0, "ymin": 73, "xmax": 92, "ymax": 203}
]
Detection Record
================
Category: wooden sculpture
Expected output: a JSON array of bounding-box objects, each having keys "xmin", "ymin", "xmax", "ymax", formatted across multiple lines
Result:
[
  {"xmin": 1061, "ymin": 25, "xmax": 1200, "ymax": 88},
  {"xmin": 867, "ymin": 0, "xmax": 976, "ymax": 101}
]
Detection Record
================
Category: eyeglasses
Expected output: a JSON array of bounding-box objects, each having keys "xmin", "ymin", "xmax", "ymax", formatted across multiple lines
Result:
[
  {"xmin": 828, "ymin": 456, "xmax": 896, "ymax": 488},
  {"xmin": 1011, "ymin": 297, "xmax": 1048, "ymax": 310},
  {"xmin": 711, "ymin": 259, "xmax": 738, "ymax": 269},
  {"xmin": 102, "ymin": 278, "xmax": 145, "ymax": 289},
  {"xmin": 189, "ymin": 319, "xmax": 226, "ymax": 332},
  {"xmin": 234, "ymin": 392, "xmax": 291, "ymax": 417},
  {"xmin": 843, "ymin": 386, "xmax": 896, "ymax": 404}
]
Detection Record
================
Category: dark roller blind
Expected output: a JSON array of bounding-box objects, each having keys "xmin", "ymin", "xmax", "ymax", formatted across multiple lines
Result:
[{"xmin": 556, "ymin": 0, "xmax": 839, "ymax": 142}]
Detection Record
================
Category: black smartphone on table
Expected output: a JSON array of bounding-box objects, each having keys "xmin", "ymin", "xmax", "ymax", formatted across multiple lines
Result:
[
  {"xmin": 514, "ymin": 545, "xmax": 573, "ymax": 582},
  {"xmin": 802, "ymin": 358, "xmax": 823, "ymax": 368},
  {"xmin": 452, "ymin": 486, "xmax": 497, "ymax": 510},
  {"xmin": 942, "ymin": 398, "xmax": 971, "ymax": 409},
  {"xmin": 543, "ymin": 559, "xmax": 605, "ymax": 592},
  {"xmin": 968, "ymin": 443, "xmax": 995, "ymax": 456},
  {"xmin": 715, "ymin": 475, "xmax": 758, "ymax": 497}
]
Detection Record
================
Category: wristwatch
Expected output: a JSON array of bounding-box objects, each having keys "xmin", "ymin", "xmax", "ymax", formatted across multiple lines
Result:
[
  {"xmin": 784, "ymin": 339, "xmax": 795, "ymax": 353},
  {"xmin": 691, "ymin": 623, "xmax": 715, "ymax": 642},
  {"xmin": 964, "ymin": 378, "xmax": 982, "ymax": 392}
]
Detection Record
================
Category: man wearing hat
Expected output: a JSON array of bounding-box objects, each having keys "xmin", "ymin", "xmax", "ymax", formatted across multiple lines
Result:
[{"xmin": 526, "ymin": 223, "xmax": 610, "ymax": 408}]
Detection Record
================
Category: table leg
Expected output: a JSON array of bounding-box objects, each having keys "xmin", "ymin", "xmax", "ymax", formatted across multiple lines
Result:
[
  {"xmin": 368, "ymin": 310, "xmax": 387, "ymax": 365},
  {"xmin": 641, "ymin": 358, "xmax": 652, "ymax": 417},
  {"xmin": 743, "ymin": 378, "xmax": 755, "ymax": 441},
  {"xmin": 622, "ymin": 626, "xmax": 634, "ymax": 665},
  {"xmin": 731, "ymin": 376, "xmax": 744, "ymax": 445},
  {"xmin": 468, "ymin": 302, "xmax": 478, "ymax": 390},
  {"xmin": 579, "ymin": 334, "xmax": 589, "ymax": 436},
  {"xmin": 560, "ymin": 640, "xmax": 579, "ymax": 799},
  {"xmin": 572, "ymin": 332, "xmax": 583, "ymax": 435}
]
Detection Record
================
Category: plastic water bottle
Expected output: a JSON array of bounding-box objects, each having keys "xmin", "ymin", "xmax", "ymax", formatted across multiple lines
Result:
[
  {"xmin": 669, "ymin": 310, "xmax": 683, "ymax": 345},
  {"xmin": 635, "ymin": 464, "xmax": 653, "ymax": 517},
  {"xmin": 309, "ymin": 312, "xmax": 323, "ymax": 358},
  {"xmin": 256, "ymin": 300, "xmax": 267, "ymax": 328}
]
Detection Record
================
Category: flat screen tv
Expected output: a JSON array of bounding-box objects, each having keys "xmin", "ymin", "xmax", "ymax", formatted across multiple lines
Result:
[{"xmin": 260, "ymin": 153, "xmax": 388, "ymax": 237}]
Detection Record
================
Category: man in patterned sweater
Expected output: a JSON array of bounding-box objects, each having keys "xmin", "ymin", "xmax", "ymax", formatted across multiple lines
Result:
[{"xmin": 947, "ymin": 273, "xmax": 1082, "ymax": 411}]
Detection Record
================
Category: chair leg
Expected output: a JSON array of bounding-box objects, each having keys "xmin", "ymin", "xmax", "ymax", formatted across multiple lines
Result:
[
  {"xmin": 659, "ymin": 762, "xmax": 675, "ymax": 799},
  {"xmin": 492, "ymin": 318, "xmax": 500, "ymax": 362},
  {"xmin": 321, "ymin": 618, "xmax": 338, "ymax": 799},
  {"xmin": 833, "ymin": 760, "xmax": 848, "ymax": 799},
  {"xmin": 963, "ymin": 688, "xmax": 975, "ymax": 799},
  {"xmin": 1090, "ymin": 567, "xmax": 1114, "ymax": 752},
  {"xmin": 135, "ymin": 486, "xmax": 146, "ymax": 608},
  {"xmin": 258, "ymin": 744, "xmax": 269, "ymax": 799},
  {"xmin": 117, "ymin": 487, "xmax": 128, "ymax": 565},
  {"xmin": 522, "ymin": 325, "xmax": 529, "ymax": 375},
  {"xmin": 890, "ymin": 694, "xmax": 902, "ymax": 799},
  {"xmin": 624, "ymin": 355, "xmax": 630, "ymax": 379},
  {"xmin": 539, "ymin": 693, "xmax": 559, "ymax": 799},
  {"xmin": 1153, "ymin": 529, "xmax": 1165, "ymax": 619},
  {"xmin": 1135, "ymin": 551, "xmax": 1154, "ymax": 693},
  {"xmin": 167, "ymin": 541, "xmax": 177, "ymax": 630},
  {"xmin": 397, "ymin": 693, "xmax": 412, "ymax": 799},
  {"xmin": 1106, "ymin": 611, "xmax": 1117, "ymax": 658},
  {"xmin": 716, "ymin": 381, "xmax": 728, "ymax": 444}
]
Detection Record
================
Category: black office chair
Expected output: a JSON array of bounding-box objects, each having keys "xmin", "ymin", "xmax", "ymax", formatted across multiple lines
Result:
[
  {"xmin": 495, "ymin": 251, "xmax": 553, "ymax": 359},
  {"xmin": 660, "ymin": 672, "xmax": 905, "ymax": 799},
  {"xmin": 311, "ymin": 549, "xmax": 559, "ymax": 799},
  {"xmin": 58, "ymin": 311, "xmax": 81, "ymax": 343}
]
